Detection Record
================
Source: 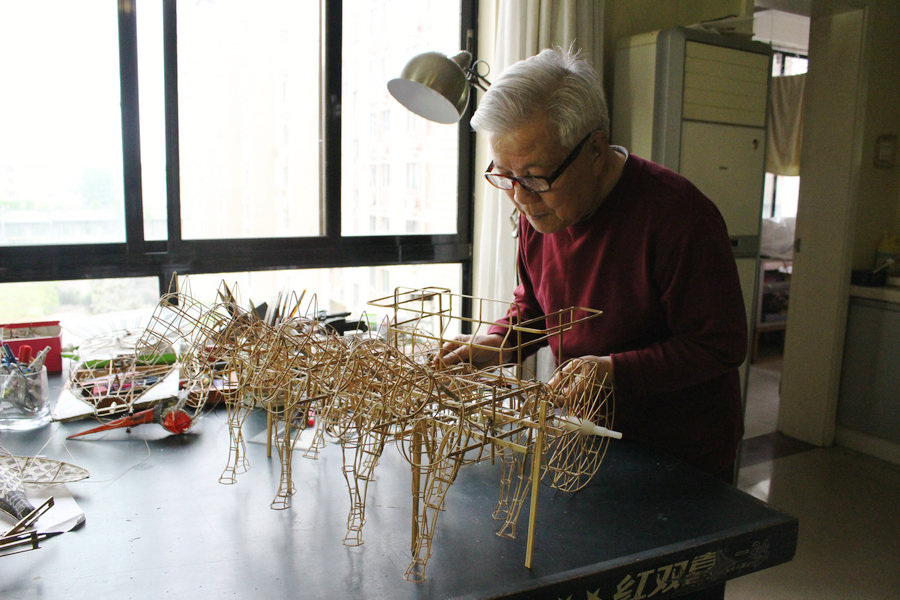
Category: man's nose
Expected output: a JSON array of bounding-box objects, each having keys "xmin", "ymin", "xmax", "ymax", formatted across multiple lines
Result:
[{"xmin": 512, "ymin": 183, "xmax": 540, "ymax": 205}]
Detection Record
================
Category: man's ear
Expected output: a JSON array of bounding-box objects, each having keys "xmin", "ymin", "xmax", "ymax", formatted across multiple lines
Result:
[{"xmin": 589, "ymin": 129, "xmax": 609, "ymax": 156}]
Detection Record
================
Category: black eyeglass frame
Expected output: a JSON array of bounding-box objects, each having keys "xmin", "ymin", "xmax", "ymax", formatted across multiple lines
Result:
[{"xmin": 483, "ymin": 129, "xmax": 597, "ymax": 193}]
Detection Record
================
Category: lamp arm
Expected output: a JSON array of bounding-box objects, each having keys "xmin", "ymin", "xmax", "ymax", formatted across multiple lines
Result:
[{"xmin": 466, "ymin": 59, "xmax": 492, "ymax": 92}]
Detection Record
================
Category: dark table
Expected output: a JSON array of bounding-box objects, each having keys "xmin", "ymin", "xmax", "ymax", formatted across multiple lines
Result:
[{"xmin": 1, "ymin": 399, "xmax": 796, "ymax": 599}]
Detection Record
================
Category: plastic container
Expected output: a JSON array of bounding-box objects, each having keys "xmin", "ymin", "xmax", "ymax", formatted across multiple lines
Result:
[{"xmin": 0, "ymin": 366, "xmax": 53, "ymax": 431}]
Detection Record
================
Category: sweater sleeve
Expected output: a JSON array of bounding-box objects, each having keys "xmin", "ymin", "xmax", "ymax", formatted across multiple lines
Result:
[{"xmin": 611, "ymin": 211, "xmax": 748, "ymax": 398}]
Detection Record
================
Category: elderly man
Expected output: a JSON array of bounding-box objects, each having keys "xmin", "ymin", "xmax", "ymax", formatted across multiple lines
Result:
[
  {"xmin": 435, "ymin": 45, "xmax": 747, "ymax": 600},
  {"xmin": 436, "ymin": 47, "xmax": 747, "ymax": 485}
]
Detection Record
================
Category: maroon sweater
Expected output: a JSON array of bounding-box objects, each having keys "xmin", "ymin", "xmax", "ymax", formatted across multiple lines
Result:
[{"xmin": 491, "ymin": 153, "xmax": 747, "ymax": 475}]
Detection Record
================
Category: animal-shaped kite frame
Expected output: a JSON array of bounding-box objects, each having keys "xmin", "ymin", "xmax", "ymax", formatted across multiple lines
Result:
[{"xmin": 84, "ymin": 282, "xmax": 621, "ymax": 582}]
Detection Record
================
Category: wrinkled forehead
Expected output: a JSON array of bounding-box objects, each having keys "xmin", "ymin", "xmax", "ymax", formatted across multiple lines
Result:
[{"xmin": 488, "ymin": 120, "xmax": 565, "ymax": 171}]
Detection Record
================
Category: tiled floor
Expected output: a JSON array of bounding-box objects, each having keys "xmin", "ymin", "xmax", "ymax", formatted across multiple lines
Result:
[
  {"xmin": 742, "ymin": 359, "xmax": 783, "ymax": 440},
  {"xmin": 729, "ymin": 360, "xmax": 900, "ymax": 599}
]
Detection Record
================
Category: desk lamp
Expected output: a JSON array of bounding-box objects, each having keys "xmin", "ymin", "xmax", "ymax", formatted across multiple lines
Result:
[{"xmin": 387, "ymin": 50, "xmax": 490, "ymax": 123}]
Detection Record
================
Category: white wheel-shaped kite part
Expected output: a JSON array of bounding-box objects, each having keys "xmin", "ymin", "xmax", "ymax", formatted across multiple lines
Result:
[{"xmin": 542, "ymin": 358, "xmax": 619, "ymax": 492}]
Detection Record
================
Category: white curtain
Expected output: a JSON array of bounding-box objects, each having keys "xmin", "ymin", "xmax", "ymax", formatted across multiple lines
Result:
[
  {"xmin": 766, "ymin": 73, "xmax": 805, "ymax": 176},
  {"xmin": 474, "ymin": 0, "xmax": 603, "ymax": 315}
]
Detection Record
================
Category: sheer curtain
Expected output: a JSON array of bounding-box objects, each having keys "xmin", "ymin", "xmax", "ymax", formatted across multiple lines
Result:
[
  {"xmin": 474, "ymin": 0, "xmax": 603, "ymax": 312},
  {"xmin": 766, "ymin": 73, "xmax": 805, "ymax": 176},
  {"xmin": 473, "ymin": 0, "xmax": 603, "ymax": 378}
]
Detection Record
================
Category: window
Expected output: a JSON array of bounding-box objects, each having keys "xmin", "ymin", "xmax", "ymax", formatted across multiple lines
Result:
[
  {"xmin": 137, "ymin": 1, "xmax": 167, "ymax": 241},
  {"xmin": 0, "ymin": 2, "xmax": 124, "ymax": 246},
  {"xmin": 341, "ymin": 0, "xmax": 461, "ymax": 237},
  {"xmin": 0, "ymin": 1, "xmax": 475, "ymax": 327},
  {"xmin": 175, "ymin": 263, "xmax": 461, "ymax": 322},
  {"xmin": 177, "ymin": 1, "xmax": 321, "ymax": 240},
  {"xmin": 0, "ymin": 278, "xmax": 162, "ymax": 350}
]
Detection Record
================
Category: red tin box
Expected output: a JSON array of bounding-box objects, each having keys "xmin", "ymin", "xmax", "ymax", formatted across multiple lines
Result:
[{"xmin": 1, "ymin": 321, "xmax": 63, "ymax": 373}]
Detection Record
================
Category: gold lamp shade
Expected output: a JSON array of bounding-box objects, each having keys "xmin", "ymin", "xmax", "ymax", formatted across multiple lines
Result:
[{"xmin": 387, "ymin": 51, "xmax": 474, "ymax": 124}]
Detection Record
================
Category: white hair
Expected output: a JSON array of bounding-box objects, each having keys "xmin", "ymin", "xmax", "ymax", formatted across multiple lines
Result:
[{"xmin": 470, "ymin": 46, "xmax": 609, "ymax": 148}]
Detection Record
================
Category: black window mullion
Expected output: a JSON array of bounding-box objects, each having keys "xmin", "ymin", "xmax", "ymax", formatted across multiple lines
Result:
[
  {"xmin": 323, "ymin": 0, "xmax": 342, "ymax": 240},
  {"xmin": 457, "ymin": 0, "xmax": 478, "ymax": 313},
  {"xmin": 118, "ymin": 0, "xmax": 145, "ymax": 254},
  {"xmin": 162, "ymin": 0, "xmax": 183, "ymax": 252}
]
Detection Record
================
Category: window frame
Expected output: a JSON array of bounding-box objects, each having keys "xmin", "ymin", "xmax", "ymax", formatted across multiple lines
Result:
[{"xmin": 0, "ymin": 0, "xmax": 476, "ymax": 300}]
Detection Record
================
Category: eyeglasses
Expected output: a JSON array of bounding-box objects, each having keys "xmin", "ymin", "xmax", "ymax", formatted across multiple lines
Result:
[{"xmin": 484, "ymin": 130, "xmax": 596, "ymax": 194}]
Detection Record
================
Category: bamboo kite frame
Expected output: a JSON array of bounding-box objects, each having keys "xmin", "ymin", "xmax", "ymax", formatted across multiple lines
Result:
[{"xmin": 70, "ymin": 281, "xmax": 620, "ymax": 582}]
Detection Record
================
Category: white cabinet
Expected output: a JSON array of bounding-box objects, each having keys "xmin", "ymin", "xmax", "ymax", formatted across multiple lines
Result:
[{"xmin": 838, "ymin": 298, "xmax": 900, "ymax": 446}]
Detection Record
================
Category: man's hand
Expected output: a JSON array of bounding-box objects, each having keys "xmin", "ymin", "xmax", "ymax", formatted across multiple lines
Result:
[
  {"xmin": 432, "ymin": 333, "xmax": 510, "ymax": 369},
  {"xmin": 547, "ymin": 355, "xmax": 614, "ymax": 391}
]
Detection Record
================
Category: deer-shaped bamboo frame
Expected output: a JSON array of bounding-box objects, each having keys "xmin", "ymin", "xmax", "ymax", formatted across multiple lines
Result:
[{"xmin": 69, "ymin": 281, "xmax": 620, "ymax": 582}]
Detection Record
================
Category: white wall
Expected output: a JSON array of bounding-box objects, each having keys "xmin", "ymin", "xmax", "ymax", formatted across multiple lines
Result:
[
  {"xmin": 777, "ymin": 6, "xmax": 866, "ymax": 445},
  {"xmin": 778, "ymin": 0, "xmax": 900, "ymax": 448}
]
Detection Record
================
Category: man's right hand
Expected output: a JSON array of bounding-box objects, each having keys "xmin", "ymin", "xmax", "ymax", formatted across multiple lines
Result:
[{"xmin": 432, "ymin": 333, "xmax": 510, "ymax": 369}]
